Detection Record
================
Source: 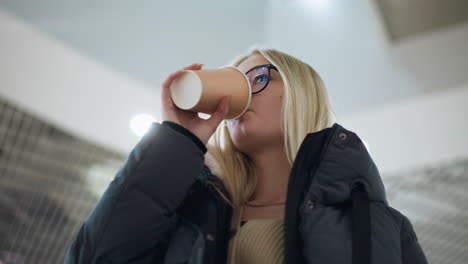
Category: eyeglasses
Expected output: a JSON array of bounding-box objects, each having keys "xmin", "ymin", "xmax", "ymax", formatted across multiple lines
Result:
[{"xmin": 245, "ymin": 63, "xmax": 278, "ymax": 94}]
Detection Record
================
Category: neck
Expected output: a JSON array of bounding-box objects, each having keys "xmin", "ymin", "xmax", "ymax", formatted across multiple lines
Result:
[{"xmin": 247, "ymin": 144, "xmax": 292, "ymax": 203}]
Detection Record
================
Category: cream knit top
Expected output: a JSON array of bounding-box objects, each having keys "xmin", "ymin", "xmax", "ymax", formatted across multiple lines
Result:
[{"xmin": 226, "ymin": 206, "xmax": 285, "ymax": 264}]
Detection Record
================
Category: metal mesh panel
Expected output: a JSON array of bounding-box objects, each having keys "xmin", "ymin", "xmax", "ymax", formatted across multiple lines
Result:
[
  {"xmin": 384, "ymin": 157, "xmax": 468, "ymax": 264},
  {"xmin": 0, "ymin": 97, "xmax": 125, "ymax": 264}
]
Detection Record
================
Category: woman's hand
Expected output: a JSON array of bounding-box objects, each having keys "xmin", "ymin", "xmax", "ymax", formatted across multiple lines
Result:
[{"xmin": 160, "ymin": 63, "xmax": 232, "ymax": 145}]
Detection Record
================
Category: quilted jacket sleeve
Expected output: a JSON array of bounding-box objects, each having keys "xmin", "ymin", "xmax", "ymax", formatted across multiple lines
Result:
[
  {"xmin": 400, "ymin": 215, "xmax": 428, "ymax": 264},
  {"xmin": 64, "ymin": 121, "xmax": 207, "ymax": 263}
]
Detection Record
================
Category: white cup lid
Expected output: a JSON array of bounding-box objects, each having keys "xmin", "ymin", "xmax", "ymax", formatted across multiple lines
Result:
[{"xmin": 170, "ymin": 71, "xmax": 203, "ymax": 110}]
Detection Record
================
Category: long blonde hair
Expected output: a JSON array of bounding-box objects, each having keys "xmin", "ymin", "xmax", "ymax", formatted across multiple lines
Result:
[{"xmin": 205, "ymin": 46, "xmax": 336, "ymax": 209}]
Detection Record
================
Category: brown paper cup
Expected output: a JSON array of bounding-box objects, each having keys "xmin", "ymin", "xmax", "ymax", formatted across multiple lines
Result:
[{"xmin": 170, "ymin": 66, "xmax": 252, "ymax": 120}]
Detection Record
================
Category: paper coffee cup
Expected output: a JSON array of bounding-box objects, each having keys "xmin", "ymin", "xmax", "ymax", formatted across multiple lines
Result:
[{"xmin": 170, "ymin": 66, "xmax": 252, "ymax": 120}]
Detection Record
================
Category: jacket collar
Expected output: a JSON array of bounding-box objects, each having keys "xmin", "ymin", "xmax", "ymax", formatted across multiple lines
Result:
[
  {"xmin": 200, "ymin": 122, "xmax": 388, "ymax": 206},
  {"xmin": 305, "ymin": 123, "xmax": 388, "ymax": 205}
]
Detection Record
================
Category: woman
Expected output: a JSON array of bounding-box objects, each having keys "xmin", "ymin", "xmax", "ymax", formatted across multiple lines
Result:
[{"xmin": 65, "ymin": 48, "xmax": 428, "ymax": 263}]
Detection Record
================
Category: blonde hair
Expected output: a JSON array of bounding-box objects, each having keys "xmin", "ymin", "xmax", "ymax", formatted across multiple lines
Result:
[{"xmin": 205, "ymin": 46, "xmax": 336, "ymax": 209}]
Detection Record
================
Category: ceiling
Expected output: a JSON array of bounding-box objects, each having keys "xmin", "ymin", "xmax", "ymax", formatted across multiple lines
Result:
[
  {"xmin": 1, "ymin": 0, "xmax": 467, "ymax": 118},
  {"xmin": 0, "ymin": 0, "xmax": 267, "ymax": 87},
  {"xmin": 375, "ymin": 0, "xmax": 468, "ymax": 40}
]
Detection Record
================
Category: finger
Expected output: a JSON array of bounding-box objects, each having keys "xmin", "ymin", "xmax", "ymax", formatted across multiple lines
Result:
[
  {"xmin": 182, "ymin": 63, "xmax": 204, "ymax": 70},
  {"xmin": 207, "ymin": 96, "xmax": 231, "ymax": 127}
]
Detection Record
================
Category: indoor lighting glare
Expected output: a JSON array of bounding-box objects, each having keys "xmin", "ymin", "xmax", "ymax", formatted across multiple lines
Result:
[
  {"xmin": 362, "ymin": 140, "xmax": 370, "ymax": 152},
  {"xmin": 304, "ymin": 0, "xmax": 334, "ymax": 14},
  {"xmin": 130, "ymin": 113, "xmax": 156, "ymax": 137},
  {"xmin": 198, "ymin": 112, "xmax": 211, "ymax": 120}
]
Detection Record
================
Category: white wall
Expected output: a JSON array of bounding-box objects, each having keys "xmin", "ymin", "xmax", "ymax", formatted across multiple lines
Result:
[
  {"xmin": 340, "ymin": 84, "xmax": 468, "ymax": 175},
  {"xmin": 1, "ymin": 2, "xmax": 467, "ymax": 176},
  {"xmin": 0, "ymin": 2, "xmax": 268, "ymax": 155},
  {"xmin": 0, "ymin": 8, "xmax": 159, "ymax": 154},
  {"xmin": 0, "ymin": 0, "xmax": 267, "ymax": 89}
]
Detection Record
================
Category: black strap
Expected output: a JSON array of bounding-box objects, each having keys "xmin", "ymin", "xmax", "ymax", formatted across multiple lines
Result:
[{"xmin": 351, "ymin": 184, "xmax": 371, "ymax": 264}]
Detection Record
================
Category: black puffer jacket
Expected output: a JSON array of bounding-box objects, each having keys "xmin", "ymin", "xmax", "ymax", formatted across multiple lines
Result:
[{"xmin": 65, "ymin": 121, "xmax": 428, "ymax": 264}]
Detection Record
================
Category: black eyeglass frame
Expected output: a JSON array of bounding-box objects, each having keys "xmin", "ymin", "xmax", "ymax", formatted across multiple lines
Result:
[{"xmin": 245, "ymin": 63, "xmax": 279, "ymax": 94}]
